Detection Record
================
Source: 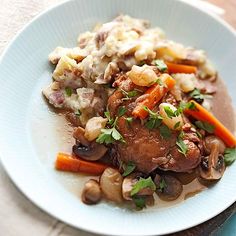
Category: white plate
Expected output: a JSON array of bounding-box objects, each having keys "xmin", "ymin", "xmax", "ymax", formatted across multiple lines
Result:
[{"xmin": 0, "ymin": 0, "xmax": 236, "ymax": 235}]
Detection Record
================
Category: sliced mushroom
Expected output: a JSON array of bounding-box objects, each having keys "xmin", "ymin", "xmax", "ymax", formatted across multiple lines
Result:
[
  {"xmin": 81, "ymin": 179, "xmax": 102, "ymax": 205},
  {"xmin": 73, "ymin": 142, "xmax": 107, "ymax": 161},
  {"xmin": 122, "ymin": 173, "xmax": 154, "ymax": 200},
  {"xmin": 199, "ymin": 135, "xmax": 226, "ymax": 181},
  {"xmin": 73, "ymin": 126, "xmax": 107, "ymax": 161},
  {"xmin": 154, "ymin": 174, "xmax": 183, "ymax": 201},
  {"xmin": 100, "ymin": 168, "xmax": 123, "ymax": 203}
]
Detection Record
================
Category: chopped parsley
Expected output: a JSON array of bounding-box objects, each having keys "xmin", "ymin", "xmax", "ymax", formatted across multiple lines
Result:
[
  {"xmin": 154, "ymin": 59, "xmax": 168, "ymax": 72},
  {"xmin": 121, "ymin": 89, "xmax": 140, "ymax": 100},
  {"xmin": 143, "ymin": 106, "xmax": 163, "ymax": 129},
  {"xmin": 131, "ymin": 177, "xmax": 156, "ymax": 196},
  {"xmin": 128, "ymin": 90, "xmax": 139, "ymax": 97},
  {"xmin": 132, "ymin": 196, "xmax": 146, "ymax": 210},
  {"xmin": 195, "ymin": 121, "xmax": 215, "ymax": 133},
  {"xmin": 118, "ymin": 106, "xmax": 127, "ymax": 117},
  {"xmin": 122, "ymin": 162, "xmax": 136, "ymax": 177},
  {"xmin": 104, "ymin": 111, "xmax": 114, "ymax": 125},
  {"xmin": 175, "ymin": 101, "xmax": 197, "ymax": 116},
  {"xmin": 224, "ymin": 148, "xmax": 236, "ymax": 166},
  {"xmin": 189, "ymin": 88, "xmax": 204, "ymax": 103},
  {"xmin": 65, "ymin": 87, "xmax": 72, "ymax": 96},
  {"xmin": 75, "ymin": 109, "xmax": 81, "ymax": 117},
  {"xmin": 158, "ymin": 179, "xmax": 167, "ymax": 192},
  {"xmin": 96, "ymin": 115, "xmax": 125, "ymax": 144},
  {"xmin": 176, "ymin": 136, "xmax": 188, "ymax": 156},
  {"xmin": 96, "ymin": 126, "xmax": 125, "ymax": 144},
  {"xmin": 159, "ymin": 124, "xmax": 172, "ymax": 139},
  {"xmin": 196, "ymin": 130, "xmax": 203, "ymax": 139},
  {"xmin": 186, "ymin": 101, "xmax": 197, "ymax": 110},
  {"xmin": 164, "ymin": 106, "xmax": 177, "ymax": 119},
  {"xmin": 125, "ymin": 117, "xmax": 133, "ymax": 124},
  {"xmin": 162, "ymin": 102, "xmax": 196, "ymax": 120},
  {"xmin": 174, "ymin": 121, "xmax": 181, "ymax": 129}
]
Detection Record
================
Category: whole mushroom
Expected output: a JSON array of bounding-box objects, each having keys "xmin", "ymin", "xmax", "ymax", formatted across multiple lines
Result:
[
  {"xmin": 81, "ymin": 179, "xmax": 102, "ymax": 205},
  {"xmin": 199, "ymin": 135, "xmax": 226, "ymax": 181}
]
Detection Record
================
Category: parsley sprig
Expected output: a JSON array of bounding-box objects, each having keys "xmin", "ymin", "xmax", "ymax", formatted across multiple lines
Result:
[
  {"xmin": 162, "ymin": 101, "xmax": 196, "ymax": 120},
  {"xmin": 121, "ymin": 89, "xmax": 141, "ymax": 101},
  {"xmin": 122, "ymin": 162, "xmax": 136, "ymax": 177},
  {"xmin": 96, "ymin": 112, "xmax": 125, "ymax": 144},
  {"xmin": 131, "ymin": 177, "xmax": 156, "ymax": 196},
  {"xmin": 143, "ymin": 106, "xmax": 171, "ymax": 139},
  {"xmin": 143, "ymin": 106, "xmax": 163, "ymax": 129},
  {"xmin": 176, "ymin": 136, "xmax": 188, "ymax": 156},
  {"xmin": 132, "ymin": 196, "xmax": 146, "ymax": 210}
]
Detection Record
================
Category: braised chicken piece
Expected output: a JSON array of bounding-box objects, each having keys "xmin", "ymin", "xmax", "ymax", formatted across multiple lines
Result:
[{"xmin": 108, "ymin": 77, "xmax": 201, "ymax": 174}]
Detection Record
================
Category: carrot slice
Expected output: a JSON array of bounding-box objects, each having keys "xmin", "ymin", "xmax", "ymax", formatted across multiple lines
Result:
[
  {"xmin": 55, "ymin": 153, "xmax": 109, "ymax": 175},
  {"xmin": 166, "ymin": 61, "xmax": 197, "ymax": 74},
  {"xmin": 132, "ymin": 74, "xmax": 176, "ymax": 119},
  {"xmin": 185, "ymin": 100, "xmax": 236, "ymax": 147}
]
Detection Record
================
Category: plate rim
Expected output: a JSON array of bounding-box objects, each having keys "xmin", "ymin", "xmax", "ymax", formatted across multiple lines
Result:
[{"xmin": 0, "ymin": 0, "xmax": 236, "ymax": 235}]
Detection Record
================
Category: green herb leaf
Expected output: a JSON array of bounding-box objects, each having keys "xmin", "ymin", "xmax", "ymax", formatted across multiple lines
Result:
[
  {"xmin": 118, "ymin": 106, "xmax": 127, "ymax": 117},
  {"xmin": 132, "ymin": 196, "xmax": 146, "ymax": 209},
  {"xmin": 224, "ymin": 148, "xmax": 236, "ymax": 166},
  {"xmin": 125, "ymin": 117, "xmax": 133, "ymax": 124},
  {"xmin": 96, "ymin": 129, "xmax": 114, "ymax": 144},
  {"xmin": 196, "ymin": 130, "xmax": 203, "ymax": 139},
  {"xmin": 155, "ymin": 78, "xmax": 164, "ymax": 86},
  {"xmin": 195, "ymin": 121, "xmax": 215, "ymax": 133},
  {"xmin": 144, "ymin": 106, "xmax": 163, "ymax": 129},
  {"xmin": 176, "ymin": 101, "xmax": 197, "ymax": 115},
  {"xmin": 131, "ymin": 177, "xmax": 156, "ymax": 196},
  {"xmin": 176, "ymin": 137, "xmax": 188, "ymax": 156},
  {"xmin": 111, "ymin": 128, "xmax": 123, "ymax": 140},
  {"xmin": 159, "ymin": 124, "xmax": 172, "ymax": 139},
  {"xmin": 127, "ymin": 90, "xmax": 138, "ymax": 97},
  {"xmin": 158, "ymin": 179, "xmax": 167, "ymax": 192},
  {"xmin": 187, "ymin": 101, "xmax": 197, "ymax": 110},
  {"xmin": 122, "ymin": 162, "xmax": 136, "ymax": 177},
  {"xmin": 75, "ymin": 109, "xmax": 81, "ymax": 117},
  {"xmin": 65, "ymin": 87, "xmax": 72, "ymax": 96},
  {"xmin": 104, "ymin": 111, "xmax": 114, "ymax": 125},
  {"xmin": 164, "ymin": 106, "xmax": 176, "ymax": 119},
  {"xmin": 145, "ymin": 118, "xmax": 161, "ymax": 129},
  {"xmin": 154, "ymin": 59, "xmax": 168, "ymax": 72},
  {"xmin": 189, "ymin": 89, "xmax": 204, "ymax": 103},
  {"xmin": 174, "ymin": 121, "xmax": 181, "ymax": 129},
  {"xmin": 178, "ymin": 130, "xmax": 185, "ymax": 139},
  {"xmin": 121, "ymin": 89, "xmax": 139, "ymax": 100},
  {"xmin": 96, "ymin": 127, "xmax": 125, "ymax": 144}
]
